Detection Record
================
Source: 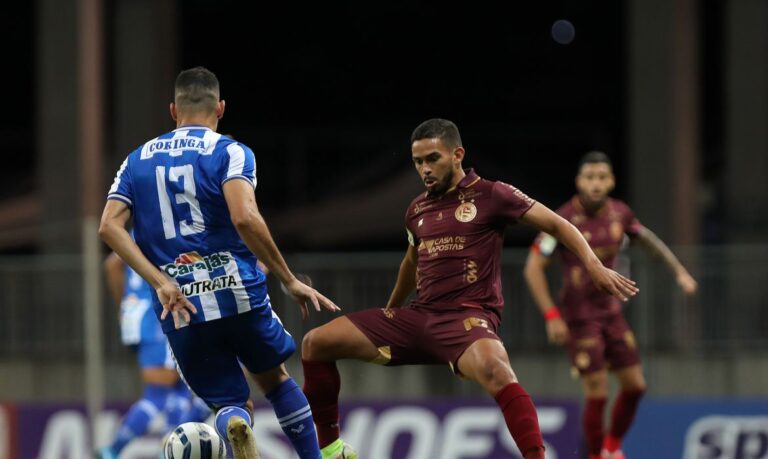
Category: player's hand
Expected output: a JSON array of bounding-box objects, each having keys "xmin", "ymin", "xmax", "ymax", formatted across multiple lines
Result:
[
  {"xmin": 676, "ymin": 271, "xmax": 698, "ymax": 296},
  {"xmin": 284, "ymin": 277, "xmax": 340, "ymax": 320},
  {"xmin": 545, "ymin": 318, "xmax": 570, "ymax": 346},
  {"xmin": 157, "ymin": 282, "xmax": 197, "ymax": 329},
  {"xmin": 587, "ymin": 265, "xmax": 639, "ymax": 302}
]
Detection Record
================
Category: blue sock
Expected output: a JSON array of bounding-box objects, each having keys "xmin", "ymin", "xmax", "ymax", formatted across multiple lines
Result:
[
  {"xmin": 266, "ymin": 378, "xmax": 321, "ymax": 459},
  {"xmin": 111, "ymin": 384, "xmax": 171, "ymax": 453}
]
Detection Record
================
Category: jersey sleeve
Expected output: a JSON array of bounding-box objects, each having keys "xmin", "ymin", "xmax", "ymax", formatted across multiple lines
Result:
[
  {"xmin": 491, "ymin": 181, "xmax": 536, "ymax": 223},
  {"xmin": 621, "ymin": 203, "xmax": 644, "ymax": 238},
  {"xmin": 531, "ymin": 232, "xmax": 558, "ymax": 257},
  {"xmin": 107, "ymin": 156, "xmax": 133, "ymax": 207},
  {"xmin": 221, "ymin": 142, "xmax": 257, "ymax": 189},
  {"xmin": 404, "ymin": 207, "xmax": 416, "ymax": 246}
]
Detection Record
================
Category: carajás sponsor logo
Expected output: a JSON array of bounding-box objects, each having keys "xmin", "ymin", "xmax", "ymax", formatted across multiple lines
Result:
[{"xmin": 161, "ymin": 251, "xmax": 231, "ymax": 278}]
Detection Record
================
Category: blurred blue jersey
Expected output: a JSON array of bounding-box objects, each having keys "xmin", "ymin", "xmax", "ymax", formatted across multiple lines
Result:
[
  {"xmin": 107, "ymin": 126, "xmax": 268, "ymax": 333},
  {"xmin": 120, "ymin": 266, "xmax": 162, "ymax": 345}
]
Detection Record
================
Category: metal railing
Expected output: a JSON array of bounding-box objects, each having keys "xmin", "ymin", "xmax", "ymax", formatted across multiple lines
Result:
[{"xmin": 1, "ymin": 246, "xmax": 767, "ymax": 360}]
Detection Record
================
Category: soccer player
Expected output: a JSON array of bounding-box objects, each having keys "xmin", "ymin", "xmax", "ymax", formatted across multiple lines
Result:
[
  {"xmin": 98, "ymin": 250, "xmax": 211, "ymax": 459},
  {"xmin": 99, "ymin": 66, "xmax": 339, "ymax": 459},
  {"xmin": 523, "ymin": 151, "xmax": 698, "ymax": 459},
  {"xmin": 300, "ymin": 119, "xmax": 639, "ymax": 459}
]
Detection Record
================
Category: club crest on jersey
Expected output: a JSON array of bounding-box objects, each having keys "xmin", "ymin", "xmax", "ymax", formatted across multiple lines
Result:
[
  {"xmin": 455, "ymin": 202, "xmax": 477, "ymax": 222},
  {"xmin": 161, "ymin": 251, "xmax": 232, "ymax": 277}
]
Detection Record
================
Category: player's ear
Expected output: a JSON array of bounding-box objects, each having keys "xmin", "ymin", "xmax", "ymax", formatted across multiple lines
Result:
[
  {"xmin": 169, "ymin": 102, "xmax": 177, "ymax": 121},
  {"xmin": 453, "ymin": 147, "xmax": 465, "ymax": 164},
  {"xmin": 607, "ymin": 172, "xmax": 616, "ymax": 192},
  {"xmin": 217, "ymin": 100, "xmax": 226, "ymax": 119}
]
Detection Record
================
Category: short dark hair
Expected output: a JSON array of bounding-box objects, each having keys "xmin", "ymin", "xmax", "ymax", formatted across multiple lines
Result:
[
  {"xmin": 410, "ymin": 118, "xmax": 463, "ymax": 149},
  {"xmin": 174, "ymin": 66, "xmax": 220, "ymax": 114},
  {"xmin": 578, "ymin": 150, "xmax": 612, "ymax": 172}
]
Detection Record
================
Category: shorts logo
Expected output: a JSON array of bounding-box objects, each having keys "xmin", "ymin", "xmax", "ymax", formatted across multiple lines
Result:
[
  {"xmin": 161, "ymin": 251, "xmax": 232, "ymax": 278},
  {"xmin": 463, "ymin": 317, "xmax": 489, "ymax": 331},
  {"xmin": 624, "ymin": 331, "xmax": 637, "ymax": 349},
  {"xmin": 455, "ymin": 202, "xmax": 477, "ymax": 223},
  {"xmin": 382, "ymin": 308, "xmax": 395, "ymax": 319},
  {"xmin": 575, "ymin": 351, "xmax": 591, "ymax": 369}
]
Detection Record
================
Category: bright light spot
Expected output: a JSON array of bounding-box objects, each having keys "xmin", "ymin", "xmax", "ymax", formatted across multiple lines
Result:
[{"xmin": 551, "ymin": 19, "xmax": 575, "ymax": 45}]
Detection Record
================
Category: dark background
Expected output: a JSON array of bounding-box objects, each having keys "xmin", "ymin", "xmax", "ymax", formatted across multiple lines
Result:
[{"xmin": 3, "ymin": 0, "xmax": 728, "ymax": 251}]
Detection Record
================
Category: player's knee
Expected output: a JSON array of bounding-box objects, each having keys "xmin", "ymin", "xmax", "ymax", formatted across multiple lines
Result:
[
  {"xmin": 477, "ymin": 358, "xmax": 517, "ymax": 393},
  {"xmin": 582, "ymin": 372, "xmax": 609, "ymax": 396},
  {"xmin": 301, "ymin": 328, "xmax": 328, "ymax": 361}
]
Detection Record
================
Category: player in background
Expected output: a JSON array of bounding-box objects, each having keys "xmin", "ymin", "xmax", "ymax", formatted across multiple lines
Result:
[
  {"xmin": 300, "ymin": 119, "xmax": 639, "ymax": 459},
  {"xmin": 99, "ymin": 66, "xmax": 339, "ymax": 459},
  {"xmin": 97, "ymin": 250, "xmax": 211, "ymax": 459},
  {"xmin": 523, "ymin": 151, "xmax": 698, "ymax": 459}
]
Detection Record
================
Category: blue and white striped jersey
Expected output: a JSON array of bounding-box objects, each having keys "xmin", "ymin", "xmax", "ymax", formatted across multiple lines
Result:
[
  {"xmin": 107, "ymin": 125, "xmax": 269, "ymax": 333},
  {"xmin": 119, "ymin": 265, "xmax": 162, "ymax": 345}
]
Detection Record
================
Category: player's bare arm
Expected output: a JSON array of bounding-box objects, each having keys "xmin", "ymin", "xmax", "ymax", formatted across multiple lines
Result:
[
  {"xmin": 222, "ymin": 178, "xmax": 340, "ymax": 319},
  {"xmin": 384, "ymin": 244, "xmax": 418, "ymax": 309},
  {"xmin": 520, "ymin": 202, "xmax": 639, "ymax": 301},
  {"xmin": 104, "ymin": 251, "xmax": 126, "ymax": 306},
  {"xmin": 634, "ymin": 227, "xmax": 698, "ymax": 295},
  {"xmin": 524, "ymin": 250, "xmax": 570, "ymax": 345},
  {"xmin": 98, "ymin": 200, "xmax": 197, "ymax": 328}
]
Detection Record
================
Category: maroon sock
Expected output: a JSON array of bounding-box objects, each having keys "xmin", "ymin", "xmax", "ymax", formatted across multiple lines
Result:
[
  {"xmin": 301, "ymin": 359, "xmax": 341, "ymax": 448},
  {"xmin": 608, "ymin": 389, "xmax": 645, "ymax": 441},
  {"xmin": 583, "ymin": 397, "xmax": 607, "ymax": 455},
  {"xmin": 494, "ymin": 383, "xmax": 545, "ymax": 458}
]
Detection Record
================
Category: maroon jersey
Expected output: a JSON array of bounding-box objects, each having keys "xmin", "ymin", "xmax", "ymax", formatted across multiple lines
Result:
[
  {"xmin": 405, "ymin": 169, "xmax": 535, "ymax": 316},
  {"xmin": 532, "ymin": 196, "xmax": 643, "ymax": 321}
]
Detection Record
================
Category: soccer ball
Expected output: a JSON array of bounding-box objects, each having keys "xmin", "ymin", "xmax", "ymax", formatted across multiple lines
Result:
[{"xmin": 163, "ymin": 422, "xmax": 226, "ymax": 459}]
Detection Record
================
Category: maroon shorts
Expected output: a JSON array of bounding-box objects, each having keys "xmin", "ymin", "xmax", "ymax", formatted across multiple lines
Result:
[
  {"xmin": 566, "ymin": 312, "xmax": 641, "ymax": 375},
  {"xmin": 346, "ymin": 306, "xmax": 502, "ymax": 372}
]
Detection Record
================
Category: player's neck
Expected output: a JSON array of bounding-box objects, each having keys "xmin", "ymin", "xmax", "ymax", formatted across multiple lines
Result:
[
  {"xmin": 445, "ymin": 169, "xmax": 466, "ymax": 193},
  {"xmin": 577, "ymin": 195, "xmax": 607, "ymax": 214},
  {"xmin": 176, "ymin": 116, "xmax": 219, "ymax": 131}
]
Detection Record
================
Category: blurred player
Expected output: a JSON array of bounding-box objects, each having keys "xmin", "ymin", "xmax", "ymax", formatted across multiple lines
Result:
[
  {"xmin": 523, "ymin": 151, "xmax": 697, "ymax": 459},
  {"xmin": 300, "ymin": 119, "xmax": 638, "ymax": 459},
  {"xmin": 97, "ymin": 250, "xmax": 210, "ymax": 459},
  {"xmin": 99, "ymin": 66, "xmax": 339, "ymax": 459}
]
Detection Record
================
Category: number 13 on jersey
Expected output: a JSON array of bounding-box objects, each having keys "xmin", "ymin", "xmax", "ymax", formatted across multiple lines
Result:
[{"xmin": 155, "ymin": 165, "xmax": 206, "ymax": 240}]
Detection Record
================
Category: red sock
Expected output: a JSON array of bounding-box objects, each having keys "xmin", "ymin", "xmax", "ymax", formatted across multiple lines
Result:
[
  {"xmin": 301, "ymin": 359, "xmax": 341, "ymax": 448},
  {"xmin": 494, "ymin": 383, "xmax": 545, "ymax": 458},
  {"xmin": 583, "ymin": 397, "xmax": 607, "ymax": 455},
  {"xmin": 606, "ymin": 389, "xmax": 645, "ymax": 451}
]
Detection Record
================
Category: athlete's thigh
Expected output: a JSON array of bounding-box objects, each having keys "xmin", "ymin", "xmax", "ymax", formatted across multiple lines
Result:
[
  {"xmin": 346, "ymin": 307, "xmax": 440, "ymax": 365},
  {"xmin": 603, "ymin": 313, "xmax": 641, "ymax": 371},
  {"xmin": 424, "ymin": 308, "xmax": 503, "ymax": 372},
  {"xmin": 566, "ymin": 318, "xmax": 607, "ymax": 375},
  {"xmin": 302, "ymin": 315, "xmax": 381, "ymax": 362},
  {"xmin": 167, "ymin": 322, "xmax": 250, "ymax": 410}
]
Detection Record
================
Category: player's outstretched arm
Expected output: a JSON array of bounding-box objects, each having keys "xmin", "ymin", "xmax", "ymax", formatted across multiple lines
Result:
[
  {"xmin": 524, "ymin": 250, "xmax": 569, "ymax": 345},
  {"xmin": 520, "ymin": 202, "xmax": 639, "ymax": 301},
  {"xmin": 634, "ymin": 227, "xmax": 698, "ymax": 295},
  {"xmin": 385, "ymin": 244, "xmax": 418, "ymax": 309},
  {"xmin": 99, "ymin": 200, "xmax": 197, "ymax": 328},
  {"xmin": 104, "ymin": 251, "xmax": 125, "ymax": 307},
  {"xmin": 222, "ymin": 179, "xmax": 340, "ymax": 319}
]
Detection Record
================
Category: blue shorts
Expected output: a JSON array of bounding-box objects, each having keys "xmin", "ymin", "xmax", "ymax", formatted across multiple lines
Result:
[
  {"xmin": 166, "ymin": 305, "xmax": 295, "ymax": 409},
  {"xmin": 131, "ymin": 339, "xmax": 174, "ymax": 369}
]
